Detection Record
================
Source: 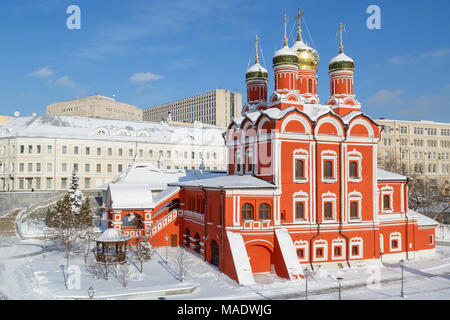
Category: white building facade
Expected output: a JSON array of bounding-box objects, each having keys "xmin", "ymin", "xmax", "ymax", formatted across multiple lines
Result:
[{"xmin": 0, "ymin": 115, "xmax": 227, "ymax": 192}]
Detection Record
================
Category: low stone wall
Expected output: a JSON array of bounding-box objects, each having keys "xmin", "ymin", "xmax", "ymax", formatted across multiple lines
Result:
[{"xmin": 0, "ymin": 192, "xmax": 60, "ymax": 216}]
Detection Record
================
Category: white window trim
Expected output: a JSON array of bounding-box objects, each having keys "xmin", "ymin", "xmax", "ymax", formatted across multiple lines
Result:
[
  {"xmin": 313, "ymin": 240, "xmax": 328, "ymax": 262},
  {"xmin": 321, "ymin": 150, "xmax": 338, "ymax": 183},
  {"xmin": 381, "ymin": 186, "xmax": 394, "ymax": 213},
  {"xmin": 293, "ymin": 191, "xmax": 309, "ymax": 223},
  {"xmin": 350, "ymin": 237, "xmax": 363, "ymax": 259},
  {"xmin": 390, "ymin": 232, "xmax": 402, "ymax": 252},
  {"xmin": 294, "ymin": 240, "xmax": 309, "ymax": 262},
  {"xmin": 331, "ymin": 238, "xmax": 346, "ymax": 260},
  {"xmin": 293, "ymin": 148, "xmax": 309, "ymax": 183},
  {"xmin": 348, "ymin": 149, "xmax": 362, "ymax": 182},
  {"xmin": 348, "ymin": 191, "xmax": 362, "ymax": 222},
  {"xmin": 322, "ymin": 191, "xmax": 337, "ymax": 223}
]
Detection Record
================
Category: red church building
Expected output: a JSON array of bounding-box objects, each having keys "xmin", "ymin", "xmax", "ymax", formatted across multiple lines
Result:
[{"xmin": 105, "ymin": 12, "xmax": 438, "ymax": 285}]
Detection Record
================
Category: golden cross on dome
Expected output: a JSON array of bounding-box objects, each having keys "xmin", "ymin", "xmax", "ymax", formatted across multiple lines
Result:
[
  {"xmin": 255, "ymin": 35, "xmax": 260, "ymax": 63},
  {"xmin": 283, "ymin": 14, "xmax": 289, "ymax": 46},
  {"xmin": 295, "ymin": 8, "xmax": 304, "ymax": 41},
  {"xmin": 337, "ymin": 21, "xmax": 346, "ymax": 53}
]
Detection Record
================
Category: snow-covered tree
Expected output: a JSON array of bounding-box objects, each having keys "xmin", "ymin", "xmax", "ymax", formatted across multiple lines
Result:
[
  {"xmin": 69, "ymin": 170, "xmax": 84, "ymax": 215},
  {"xmin": 135, "ymin": 233, "xmax": 155, "ymax": 273}
]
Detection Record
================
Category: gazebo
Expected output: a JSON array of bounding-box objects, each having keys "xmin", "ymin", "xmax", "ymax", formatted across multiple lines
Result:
[{"xmin": 95, "ymin": 228, "xmax": 130, "ymax": 264}]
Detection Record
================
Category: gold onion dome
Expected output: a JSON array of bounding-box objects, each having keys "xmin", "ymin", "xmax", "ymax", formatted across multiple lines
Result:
[{"xmin": 291, "ymin": 40, "xmax": 319, "ymax": 70}]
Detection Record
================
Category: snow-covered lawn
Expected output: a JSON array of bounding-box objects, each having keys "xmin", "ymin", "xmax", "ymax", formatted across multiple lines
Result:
[{"xmin": 0, "ymin": 235, "xmax": 449, "ymax": 300}]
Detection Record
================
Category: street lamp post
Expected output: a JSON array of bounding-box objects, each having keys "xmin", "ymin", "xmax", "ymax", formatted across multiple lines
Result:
[
  {"xmin": 303, "ymin": 268, "xmax": 310, "ymax": 300},
  {"xmin": 165, "ymin": 234, "xmax": 169, "ymax": 265},
  {"xmin": 87, "ymin": 286, "xmax": 95, "ymax": 300},
  {"xmin": 337, "ymin": 277, "xmax": 343, "ymax": 300},
  {"xmin": 399, "ymin": 259, "xmax": 405, "ymax": 298}
]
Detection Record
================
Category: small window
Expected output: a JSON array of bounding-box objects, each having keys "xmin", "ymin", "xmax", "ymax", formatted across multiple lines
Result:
[
  {"xmin": 295, "ymin": 159, "xmax": 305, "ymax": 179},
  {"xmin": 429, "ymin": 235, "xmax": 434, "ymax": 245},
  {"xmin": 258, "ymin": 203, "xmax": 271, "ymax": 220},
  {"xmin": 349, "ymin": 161, "xmax": 358, "ymax": 178},
  {"xmin": 391, "ymin": 239, "xmax": 398, "ymax": 249},
  {"xmin": 295, "ymin": 202, "xmax": 305, "ymax": 220},
  {"xmin": 316, "ymin": 248, "xmax": 323, "ymax": 258},
  {"xmin": 324, "ymin": 202, "xmax": 333, "ymax": 220},
  {"xmin": 324, "ymin": 160, "xmax": 333, "ymax": 179},
  {"xmin": 352, "ymin": 245, "xmax": 359, "ymax": 255},
  {"xmin": 334, "ymin": 246, "xmax": 341, "ymax": 257},
  {"xmin": 383, "ymin": 195, "xmax": 391, "ymax": 210},
  {"xmin": 297, "ymin": 249, "xmax": 304, "ymax": 258},
  {"xmin": 350, "ymin": 201, "xmax": 358, "ymax": 218},
  {"xmin": 241, "ymin": 203, "xmax": 254, "ymax": 220}
]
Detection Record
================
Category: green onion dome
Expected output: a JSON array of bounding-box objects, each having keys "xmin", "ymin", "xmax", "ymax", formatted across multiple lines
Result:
[
  {"xmin": 272, "ymin": 45, "xmax": 299, "ymax": 66},
  {"xmin": 329, "ymin": 52, "xmax": 354, "ymax": 72},
  {"xmin": 246, "ymin": 62, "xmax": 269, "ymax": 80}
]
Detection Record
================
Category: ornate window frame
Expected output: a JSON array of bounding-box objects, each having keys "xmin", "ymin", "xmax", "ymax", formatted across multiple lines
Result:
[
  {"xmin": 313, "ymin": 239, "xmax": 328, "ymax": 262},
  {"xmin": 293, "ymin": 148, "xmax": 309, "ymax": 183},
  {"xmin": 321, "ymin": 191, "xmax": 337, "ymax": 223},
  {"xmin": 292, "ymin": 190, "xmax": 309, "ymax": 223},
  {"xmin": 380, "ymin": 186, "xmax": 394, "ymax": 213},
  {"xmin": 348, "ymin": 149, "xmax": 362, "ymax": 182},
  {"xmin": 390, "ymin": 232, "xmax": 402, "ymax": 252},
  {"xmin": 321, "ymin": 150, "xmax": 338, "ymax": 183},
  {"xmin": 331, "ymin": 238, "xmax": 346, "ymax": 260},
  {"xmin": 294, "ymin": 240, "xmax": 309, "ymax": 262},
  {"xmin": 348, "ymin": 191, "xmax": 362, "ymax": 221},
  {"xmin": 350, "ymin": 237, "xmax": 363, "ymax": 259}
]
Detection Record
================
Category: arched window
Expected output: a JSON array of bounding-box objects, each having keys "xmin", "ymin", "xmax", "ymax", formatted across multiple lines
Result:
[
  {"xmin": 349, "ymin": 161, "xmax": 358, "ymax": 178},
  {"xmin": 241, "ymin": 203, "xmax": 254, "ymax": 220},
  {"xmin": 308, "ymin": 79, "xmax": 312, "ymax": 93},
  {"xmin": 258, "ymin": 203, "xmax": 271, "ymax": 220},
  {"xmin": 383, "ymin": 195, "xmax": 390, "ymax": 209}
]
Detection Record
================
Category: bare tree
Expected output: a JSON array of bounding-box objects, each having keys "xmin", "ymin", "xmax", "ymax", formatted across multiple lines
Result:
[{"xmin": 177, "ymin": 247, "xmax": 186, "ymax": 282}]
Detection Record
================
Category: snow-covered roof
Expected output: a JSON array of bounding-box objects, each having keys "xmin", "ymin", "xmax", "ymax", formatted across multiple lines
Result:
[
  {"xmin": 170, "ymin": 174, "xmax": 276, "ymax": 189},
  {"xmin": 407, "ymin": 209, "xmax": 439, "ymax": 227},
  {"xmin": 329, "ymin": 52, "xmax": 354, "ymax": 65},
  {"xmin": 274, "ymin": 45, "xmax": 297, "ymax": 58},
  {"xmin": 107, "ymin": 184, "xmax": 154, "ymax": 209},
  {"xmin": 0, "ymin": 115, "xmax": 225, "ymax": 146},
  {"xmin": 105, "ymin": 162, "xmax": 226, "ymax": 191},
  {"xmin": 377, "ymin": 168, "xmax": 408, "ymax": 181},
  {"xmin": 246, "ymin": 62, "xmax": 268, "ymax": 74},
  {"xmin": 96, "ymin": 228, "xmax": 130, "ymax": 242},
  {"xmin": 152, "ymin": 186, "xmax": 181, "ymax": 207}
]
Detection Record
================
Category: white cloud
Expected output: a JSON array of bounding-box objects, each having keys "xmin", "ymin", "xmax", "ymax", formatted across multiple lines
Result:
[
  {"xmin": 28, "ymin": 66, "xmax": 54, "ymax": 78},
  {"xmin": 366, "ymin": 89, "xmax": 405, "ymax": 105},
  {"xmin": 54, "ymin": 75, "xmax": 75, "ymax": 88},
  {"xmin": 388, "ymin": 48, "xmax": 450, "ymax": 66},
  {"xmin": 129, "ymin": 72, "xmax": 163, "ymax": 83}
]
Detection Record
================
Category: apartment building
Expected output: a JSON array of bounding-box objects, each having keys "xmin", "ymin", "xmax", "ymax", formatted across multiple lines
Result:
[
  {"xmin": 377, "ymin": 118, "xmax": 450, "ymax": 193},
  {"xmin": 46, "ymin": 95, "xmax": 143, "ymax": 121},
  {"xmin": 142, "ymin": 89, "xmax": 242, "ymax": 127},
  {"xmin": 0, "ymin": 115, "xmax": 227, "ymax": 192}
]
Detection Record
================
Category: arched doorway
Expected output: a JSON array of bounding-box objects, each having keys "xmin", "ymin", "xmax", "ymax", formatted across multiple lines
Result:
[
  {"xmin": 211, "ymin": 240, "xmax": 219, "ymax": 266},
  {"xmin": 247, "ymin": 244, "xmax": 272, "ymax": 273},
  {"xmin": 122, "ymin": 213, "xmax": 144, "ymax": 229}
]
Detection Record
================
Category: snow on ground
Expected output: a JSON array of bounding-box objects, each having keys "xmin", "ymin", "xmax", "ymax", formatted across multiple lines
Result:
[{"xmin": 0, "ymin": 235, "xmax": 449, "ymax": 300}]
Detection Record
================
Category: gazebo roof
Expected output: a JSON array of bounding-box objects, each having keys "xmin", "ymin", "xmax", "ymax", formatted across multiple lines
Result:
[{"xmin": 95, "ymin": 228, "xmax": 130, "ymax": 243}]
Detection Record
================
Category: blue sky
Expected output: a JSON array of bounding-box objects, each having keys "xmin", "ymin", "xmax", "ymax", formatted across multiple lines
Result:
[{"xmin": 1, "ymin": 0, "xmax": 450, "ymax": 122}]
